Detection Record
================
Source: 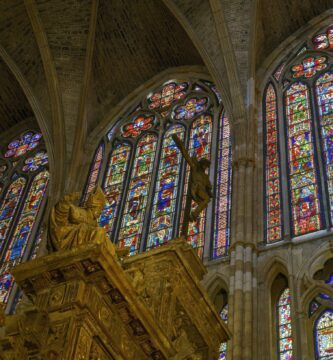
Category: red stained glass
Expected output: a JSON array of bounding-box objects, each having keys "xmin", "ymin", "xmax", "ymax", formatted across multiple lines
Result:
[
  {"xmin": 122, "ymin": 115, "xmax": 154, "ymax": 138},
  {"xmin": 316, "ymin": 72, "xmax": 333, "ymax": 222},
  {"xmin": 147, "ymin": 82, "xmax": 188, "ymax": 110},
  {"xmin": 83, "ymin": 143, "xmax": 104, "ymax": 204},
  {"xmin": 286, "ymin": 82, "xmax": 322, "ymax": 235},
  {"xmin": 291, "ymin": 56, "xmax": 327, "ymax": 79},
  {"xmin": 213, "ymin": 113, "xmax": 232, "ymax": 258},
  {"xmin": 264, "ymin": 85, "xmax": 282, "ymax": 242},
  {"xmin": 313, "ymin": 26, "xmax": 333, "ymax": 50}
]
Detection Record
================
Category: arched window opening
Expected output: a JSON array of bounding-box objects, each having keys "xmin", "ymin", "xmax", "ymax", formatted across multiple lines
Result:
[
  {"xmin": 263, "ymin": 24, "xmax": 333, "ymax": 243},
  {"xmin": 219, "ymin": 303, "xmax": 228, "ymax": 359},
  {"xmin": 315, "ymin": 310, "xmax": 333, "ymax": 359},
  {"xmin": 84, "ymin": 80, "xmax": 232, "ymax": 259},
  {"xmin": 0, "ymin": 130, "xmax": 49, "ymax": 307},
  {"xmin": 277, "ymin": 288, "xmax": 293, "ymax": 359}
]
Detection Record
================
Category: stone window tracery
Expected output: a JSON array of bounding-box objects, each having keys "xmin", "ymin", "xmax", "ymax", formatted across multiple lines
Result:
[
  {"xmin": 83, "ymin": 79, "xmax": 232, "ymax": 259},
  {"xmin": 0, "ymin": 130, "xmax": 49, "ymax": 306},
  {"xmin": 263, "ymin": 25, "xmax": 333, "ymax": 242}
]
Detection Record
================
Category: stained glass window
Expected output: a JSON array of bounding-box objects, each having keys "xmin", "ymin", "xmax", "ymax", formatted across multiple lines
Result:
[
  {"xmin": 309, "ymin": 299, "xmax": 320, "ymax": 317},
  {"xmin": 147, "ymin": 82, "xmax": 187, "ymax": 110},
  {"xmin": 4, "ymin": 131, "xmax": 42, "ymax": 158},
  {"xmin": 0, "ymin": 130, "xmax": 49, "ymax": 308},
  {"xmin": 22, "ymin": 151, "xmax": 48, "ymax": 172},
  {"xmin": 173, "ymin": 97, "xmax": 208, "ymax": 120},
  {"xmin": 0, "ymin": 178, "xmax": 26, "ymax": 252},
  {"xmin": 83, "ymin": 143, "xmax": 104, "ymax": 203},
  {"xmin": 264, "ymin": 85, "xmax": 283, "ymax": 242},
  {"xmin": 100, "ymin": 143, "xmax": 131, "ymax": 236},
  {"xmin": 313, "ymin": 26, "xmax": 333, "ymax": 50},
  {"xmin": 180, "ymin": 115, "xmax": 212, "ymax": 258},
  {"xmin": 291, "ymin": 57, "xmax": 327, "ymax": 79},
  {"xmin": 0, "ymin": 171, "xmax": 49, "ymax": 304},
  {"xmin": 86, "ymin": 79, "xmax": 232, "ymax": 259},
  {"xmin": 277, "ymin": 288, "xmax": 293, "ymax": 360},
  {"xmin": 147, "ymin": 125, "xmax": 184, "ymax": 249},
  {"xmin": 213, "ymin": 113, "xmax": 232, "ymax": 257},
  {"xmin": 118, "ymin": 134, "xmax": 157, "ymax": 254},
  {"xmin": 122, "ymin": 115, "xmax": 154, "ymax": 138},
  {"xmin": 219, "ymin": 304, "xmax": 228, "ymax": 359},
  {"xmin": 315, "ymin": 310, "xmax": 333, "ymax": 359},
  {"xmin": 315, "ymin": 72, "xmax": 333, "ymax": 222},
  {"xmin": 286, "ymin": 82, "xmax": 322, "ymax": 236}
]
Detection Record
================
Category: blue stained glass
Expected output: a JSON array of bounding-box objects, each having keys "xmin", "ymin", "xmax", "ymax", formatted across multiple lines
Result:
[
  {"xmin": 0, "ymin": 171, "xmax": 49, "ymax": 304},
  {"xmin": 118, "ymin": 134, "xmax": 157, "ymax": 254},
  {"xmin": 147, "ymin": 125, "xmax": 184, "ymax": 248},
  {"xmin": 100, "ymin": 143, "xmax": 131, "ymax": 236},
  {"xmin": 315, "ymin": 310, "xmax": 333, "ymax": 359}
]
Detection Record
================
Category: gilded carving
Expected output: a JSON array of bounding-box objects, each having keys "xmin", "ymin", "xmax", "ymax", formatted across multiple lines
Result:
[{"xmin": 49, "ymin": 187, "xmax": 109, "ymax": 251}]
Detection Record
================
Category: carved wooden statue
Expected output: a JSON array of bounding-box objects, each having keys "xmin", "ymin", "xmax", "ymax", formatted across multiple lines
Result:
[
  {"xmin": 172, "ymin": 134, "xmax": 213, "ymax": 236},
  {"xmin": 49, "ymin": 187, "xmax": 108, "ymax": 250}
]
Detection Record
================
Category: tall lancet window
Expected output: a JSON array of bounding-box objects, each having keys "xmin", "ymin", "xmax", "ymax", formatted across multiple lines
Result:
[
  {"xmin": 0, "ymin": 130, "xmax": 49, "ymax": 307},
  {"xmin": 84, "ymin": 79, "xmax": 232, "ymax": 259},
  {"xmin": 315, "ymin": 310, "xmax": 333, "ymax": 359},
  {"xmin": 277, "ymin": 288, "xmax": 293, "ymax": 359},
  {"xmin": 263, "ymin": 24, "xmax": 333, "ymax": 243}
]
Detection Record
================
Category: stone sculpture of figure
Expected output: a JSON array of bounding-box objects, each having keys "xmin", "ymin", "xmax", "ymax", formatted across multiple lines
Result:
[
  {"xmin": 49, "ymin": 187, "xmax": 108, "ymax": 251},
  {"xmin": 172, "ymin": 134, "xmax": 213, "ymax": 226}
]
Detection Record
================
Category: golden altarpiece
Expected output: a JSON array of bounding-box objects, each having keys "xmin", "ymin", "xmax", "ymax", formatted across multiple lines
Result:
[{"xmin": 0, "ymin": 187, "xmax": 230, "ymax": 359}]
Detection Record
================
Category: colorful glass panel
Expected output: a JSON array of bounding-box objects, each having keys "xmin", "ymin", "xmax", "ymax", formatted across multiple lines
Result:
[
  {"xmin": 315, "ymin": 310, "xmax": 333, "ymax": 359},
  {"xmin": 316, "ymin": 72, "xmax": 333, "ymax": 222},
  {"xmin": 264, "ymin": 85, "xmax": 283, "ymax": 242},
  {"xmin": 291, "ymin": 56, "xmax": 327, "ymax": 79},
  {"xmin": 147, "ymin": 82, "xmax": 188, "ymax": 110},
  {"xmin": 180, "ymin": 115, "xmax": 212, "ymax": 258},
  {"xmin": 83, "ymin": 143, "xmax": 104, "ymax": 203},
  {"xmin": 147, "ymin": 125, "xmax": 184, "ymax": 249},
  {"xmin": 22, "ymin": 151, "xmax": 48, "ymax": 172},
  {"xmin": 122, "ymin": 115, "xmax": 154, "ymax": 138},
  {"xmin": 313, "ymin": 26, "xmax": 333, "ymax": 50},
  {"xmin": 213, "ymin": 113, "xmax": 232, "ymax": 257},
  {"xmin": 0, "ymin": 171, "xmax": 49, "ymax": 304},
  {"xmin": 219, "ymin": 304, "xmax": 228, "ymax": 359},
  {"xmin": 277, "ymin": 288, "xmax": 293, "ymax": 360},
  {"xmin": 5, "ymin": 131, "xmax": 42, "ymax": 158},
  {"xmin": 286, "ymin": 82, "xmax": 322, "ymax": 236},
  {"xmin": 0, "ymin": 178, "xmax": 26, "ymax": 253},
  {"xmin": 99, "ymin": 143, "xmax": 131, "ymax": 236},
  {"xmin": 174, "ymin": 97, "xmax": 208, "ymax": 120},
  {"xmin": 118, "ymin": 134, "xmax": 157, "ymax": 253}
]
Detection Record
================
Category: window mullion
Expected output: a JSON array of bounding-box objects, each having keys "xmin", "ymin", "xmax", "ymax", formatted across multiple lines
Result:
[
  {"xmin": 277, "ymin": 86, "xmax": 291, "ymax": 240},
  {"xmin": 139, "ymin": 130, "xmax": 164, "ymax": 253}
]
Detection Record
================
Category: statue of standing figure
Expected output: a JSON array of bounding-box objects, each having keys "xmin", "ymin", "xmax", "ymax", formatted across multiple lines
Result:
[{"xmin": 172, "ymin": 134, "xmax": 213, "ymax": 236}]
